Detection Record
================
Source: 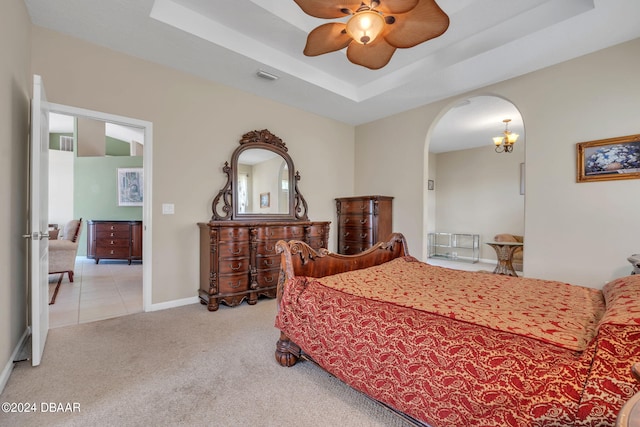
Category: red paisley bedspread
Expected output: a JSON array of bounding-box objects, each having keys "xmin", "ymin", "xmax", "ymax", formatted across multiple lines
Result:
[
  {"xmin": 313, "ymin": 257, "xmax": 605, "ymax": 351},
  {"xmin": 275, "ymin": 260, "xmax": 640, "ymax": 427}
]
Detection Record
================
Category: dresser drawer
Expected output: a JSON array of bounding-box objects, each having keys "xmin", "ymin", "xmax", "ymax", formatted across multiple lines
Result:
[
  {"xmin": 338, "ymin": 243, "xmax": 370, "ymax": 255},
  {"xmin": 307, "ymin": 237, "xmax": 327, "ymax": 250},
  {"xmin": 256, "ymin": 241, "xmax": 278, "ymax": 256},
  {"xmin": 97, "ymin": 230, "xmax": 130, "ymax": 239},
  {"xmin": 338, "ymin": 200, "xmax": 374, "ymax": 214},
  {"xmin": 217, "ymin": 227, "xmax": 250, "ymax": 242},
  {"xmin": 340, "ymin": 214, "xmax": 374, "ymax": 228},
  {"xmin": 218, "ymin": 258, "xmax": 250, "ymax": 275},
  {"xmin": 218, "ymin": 273, "xmax": 250, "ymax": 294},
  {"xmin": 95, "ymin": 223, "xmax": 130, "ymax": 233},
  {"xmin": 96, "ymin": 247, "xmax": 130, "ymax": 258},
  {"xmin": 340, "ymin": 229, "xmax": 372, "ymax": 243},
  {"xmin": 218, "ymin": 241, "xmax": 250, "ymax": 258},
  {"xmin": 97, "ymin": 237, "xmax": 130, "ymax": 247},
  {"xmin": 306, "ymin": 224, "xmax": 328, "ymax": 237},
  {"xmin": 255, "ymin": 254, "xmax": 279, "ymax": 270},
  {"xmin": 255, "ymin": 226, "xmax": 305, "ymax": 240},
  {"xmin": 256, "ymin": 268, "xmax": 279, "ymax": 288}
]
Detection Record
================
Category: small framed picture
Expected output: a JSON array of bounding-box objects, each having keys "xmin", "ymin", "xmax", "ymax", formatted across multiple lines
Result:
[
  {"xmin": 577, "ymin": 134, "xmax": 640, "ymax": 183},
  {"xmin": 117, "ymin": 168, "xmax": 143, "ymax": 206},
  {"xmin": 260, "ymin": 192, "xmax": 270, "ymax": 208},
  {"xmin": 427, "ymin": 180, "xmax": 435, "ymax": 191}
]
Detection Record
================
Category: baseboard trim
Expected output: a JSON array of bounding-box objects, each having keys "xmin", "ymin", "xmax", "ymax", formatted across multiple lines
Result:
[
  {"xmin": 0, "ymin": 327, "xmax": 30, "ymax": 394},
  {"xmin": 148, "ymin": 296, "xmax": 199, "ymax": 312}
]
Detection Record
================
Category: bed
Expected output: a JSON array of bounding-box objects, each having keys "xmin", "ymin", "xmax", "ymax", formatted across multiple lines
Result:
[{"xmin": 274, "ymin": 233, "xmax": 640, "ymax": 427}]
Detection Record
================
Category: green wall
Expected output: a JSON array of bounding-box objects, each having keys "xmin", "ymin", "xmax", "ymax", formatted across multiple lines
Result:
[
  {"xmin": 74, "ymin": 155, "xmax": 143, "ymax": 256},
  {"xmin": 106, "ymin": 136, "xmax": 131, "ymax": 156}
]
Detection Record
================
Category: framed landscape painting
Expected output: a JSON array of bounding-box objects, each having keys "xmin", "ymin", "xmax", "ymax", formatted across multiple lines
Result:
[{"xmin": 576, "ymin": 134, "xmax": 640, "ymax": 182}]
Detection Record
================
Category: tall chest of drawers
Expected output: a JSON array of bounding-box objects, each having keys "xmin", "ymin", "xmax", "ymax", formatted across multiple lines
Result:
[
  {"xmin": 198, "ymin": 221, "xmax": 330, "ymax": 311},
  {"xmin": 335, "ymin": 195, "xmax": 393, "ymax": 255},
  {"xmin": 87, "ymin": 220, "xmax": 143, "ymax": 264}
]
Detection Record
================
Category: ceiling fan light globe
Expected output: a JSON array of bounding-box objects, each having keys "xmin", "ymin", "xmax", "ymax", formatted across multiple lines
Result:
[{"xmin": 346, "ymin": 10, "xmax": 385, "ymax": 45}]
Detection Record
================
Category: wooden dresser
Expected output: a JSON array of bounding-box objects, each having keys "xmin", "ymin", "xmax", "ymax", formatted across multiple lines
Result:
[
  {"xmin": 198, "ymin": 221, "xmax": 330, "ymax": 311},
  {"xmin": 336, "ymin": 195, "xmax": 393, "ymax": 255},
  {"xmin": 87, "ymin": 220, "xmax": 142, "ymax": 264}
]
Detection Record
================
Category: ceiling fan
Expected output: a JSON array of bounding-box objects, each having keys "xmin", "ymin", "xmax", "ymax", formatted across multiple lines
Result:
[{"xmin": 293, "ymin": 0, "xmax": 450, "ymax": 70}]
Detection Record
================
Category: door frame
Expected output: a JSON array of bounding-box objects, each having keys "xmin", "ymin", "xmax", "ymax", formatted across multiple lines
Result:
[{"xmin": 48, "ymin": 102, "xmax": 153, "ymax": 311}]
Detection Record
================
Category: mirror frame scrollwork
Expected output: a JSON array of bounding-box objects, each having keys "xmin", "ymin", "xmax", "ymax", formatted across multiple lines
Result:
[{"xmin": 211, "ymin": 129, "xmax": 309, "ymax": 221}]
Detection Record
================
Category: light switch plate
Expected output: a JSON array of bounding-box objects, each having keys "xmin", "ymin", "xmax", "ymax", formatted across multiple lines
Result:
[{"xmin": 162, "ymin": 203, "xmax": 175, "ymax": 215}]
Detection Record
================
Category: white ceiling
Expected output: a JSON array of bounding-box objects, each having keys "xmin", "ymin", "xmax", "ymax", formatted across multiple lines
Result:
[{"xmin": 25, "ymin": 0, "xmax": 640, "ymax": 152}]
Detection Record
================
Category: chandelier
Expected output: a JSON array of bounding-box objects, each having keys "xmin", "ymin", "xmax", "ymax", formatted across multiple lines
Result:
[{"xmin": 493, "ymin": 119, "xmax": 519, "ymax": 153}]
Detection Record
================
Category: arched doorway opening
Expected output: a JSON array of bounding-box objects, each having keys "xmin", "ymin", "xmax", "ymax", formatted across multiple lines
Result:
[{"xmin": 425, "ymin": 95, "xmax": 525, "ymax": 272}]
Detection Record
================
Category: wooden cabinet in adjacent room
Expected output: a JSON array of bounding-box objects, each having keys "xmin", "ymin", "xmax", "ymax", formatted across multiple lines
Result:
[
  {"xmin": 198, "ymin": 221, "xmax": 330, "ymax": 311},
  {"xmin": 87, "ymin": 220, "xmax": 143, "ymax": 264},
  {"xmin": 335, "ymin": 195, "xmax": 393, "ymax": 255}
]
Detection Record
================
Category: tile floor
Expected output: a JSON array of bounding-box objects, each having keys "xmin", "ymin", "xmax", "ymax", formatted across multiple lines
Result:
[{"xmin": 49, "ymin": 257, "xmax": 143, "ymax": 329}]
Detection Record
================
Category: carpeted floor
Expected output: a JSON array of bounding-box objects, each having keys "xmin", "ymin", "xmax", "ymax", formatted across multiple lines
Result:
[{"xmin": 1, "ymin": 299, "xmax": 414, "ymax": 427}]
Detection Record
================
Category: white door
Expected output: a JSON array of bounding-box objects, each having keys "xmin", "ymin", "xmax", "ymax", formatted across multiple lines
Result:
[{"xmin": 28, "ymin": 75, "xmax": 50, "ymax": 366}]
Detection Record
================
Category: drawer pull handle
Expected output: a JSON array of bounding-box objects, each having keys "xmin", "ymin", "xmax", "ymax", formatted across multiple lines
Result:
[
  {"xmin": 230, "ymin": 262, "xmax": 241, "ymax": 271},
  {"xmin": 110, "ymin": 232, "xmax": 115, "ymax": 237},
  {"xmin": 229, "ymin": 280, "xmax": 241, "ymax": 289},
  {"xmin": 264, "ymin": 259, "xmax": 274, "ymax": 267},
  {"xmin": 110, "ymin": 240, "xmax": 115, "ymax": 245},
  {"xmin": 360, "ymin": 233, "xmax": 368, "ymax": 238},
  {"xmin": 110, "ymin": 249, "xmax": 114, "ymax": 255},
  {"xmin": 344, "ymin": 232, "xmax": 350, "ymax": 237},
  {"xmin": 266, "ymin": 244, "xmax": 275, "ymax": 252},
  {"xmin": 264, "ymin": 276, "xmax": 274, "ymax": 283},
  {"xmin": 344, "ymin": 218, "xmax": 350, "ymax": 223},
  {"xmin": 360, "ymin": 219, "xmax": 367, "ymax": 224},
  {"xmin": 230, "ymin": 248, "xmax": 241, "ymax": 255}
]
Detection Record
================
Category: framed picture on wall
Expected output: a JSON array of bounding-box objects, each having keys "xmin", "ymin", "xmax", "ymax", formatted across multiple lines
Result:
[
  {"xmin": 260, "ymin": 192, "xmax": 270, "ymax": 208},
  {"xmin": 577, "ymin": 134, "xmax": 640, "ymax": 182},
  {"xmin": 117, "ymin": 168, "xmax": 143, "ymax": 206}
]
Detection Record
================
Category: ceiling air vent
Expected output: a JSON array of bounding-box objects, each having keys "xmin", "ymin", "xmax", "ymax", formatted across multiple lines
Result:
[{"xmin": 256, "ymin": 70, "xmax": 279, "ymax": 81}]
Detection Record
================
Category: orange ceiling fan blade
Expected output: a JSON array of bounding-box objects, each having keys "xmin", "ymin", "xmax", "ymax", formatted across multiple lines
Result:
[
  {"xmin": 303, "ymin": 23, "xmax": 352, "ymax": 56},
  {"xmin": 346, "ymin": 37, "xmax": 396, "ymax": 70},
  {"xmin": 376, "ymin": 0, "xmax": 419, "ymax": 15},
  {"xmin": 384, "ymin": 0, "xmax": 449, "ymax": 49},
  {"xmin": 293, "ymin": 0, "xmax": 362, "ymax": 19}
]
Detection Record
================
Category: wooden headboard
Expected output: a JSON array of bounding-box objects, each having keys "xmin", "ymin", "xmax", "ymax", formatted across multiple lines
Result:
[
  {"xmin": 275, "ymin": 232, "xmax": 409, "ymax": 302},
  {"xmin": 274, "ymin": 232, "xmax": 409, "ymax": 367}
]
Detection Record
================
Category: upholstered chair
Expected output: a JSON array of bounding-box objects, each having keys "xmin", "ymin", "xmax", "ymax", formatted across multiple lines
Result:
[
  {"xmin": 493, "ymin": 233, "xmax": 523, "ymax": 271},
  {"xmin": 49, "ymin": 218, "xmax": 83, "ymax": 282}
]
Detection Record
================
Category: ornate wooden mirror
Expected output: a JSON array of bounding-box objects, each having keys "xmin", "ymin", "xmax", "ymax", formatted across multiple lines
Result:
[{"xmin": 211, "ymin": 129, "xmax": 309, "ymax": 221}]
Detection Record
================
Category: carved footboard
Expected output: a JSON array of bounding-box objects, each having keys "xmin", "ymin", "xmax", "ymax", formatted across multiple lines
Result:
[{"xmin": 274, "ymin": 233, "xmax": 409, "ymax": 367}]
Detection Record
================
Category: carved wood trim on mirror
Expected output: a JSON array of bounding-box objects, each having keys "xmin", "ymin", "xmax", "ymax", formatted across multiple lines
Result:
[{"xmin": 211, "ymin": 129, "xmax": 309, "ymax": 221}]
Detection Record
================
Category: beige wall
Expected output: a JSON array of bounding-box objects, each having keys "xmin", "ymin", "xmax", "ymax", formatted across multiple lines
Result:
[
  {"xmin": 355, "ymin": 37, "xmax": 640, "ymax": 288},
  {"xmin": 433, "ymin": 142, "xmax": 525, "ymax": 262},
  {"xmin": 0, "ymin": 0, "xmax": 31, "ymax": 389},
  {"xmin": 30, "ymin": 27, "xmax": 354, "ymax": 304}
]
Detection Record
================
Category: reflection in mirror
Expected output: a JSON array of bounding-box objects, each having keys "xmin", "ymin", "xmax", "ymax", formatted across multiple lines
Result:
[{"xmin": 236, "ymin": 149, "xmax": 290, "ymax": 215}]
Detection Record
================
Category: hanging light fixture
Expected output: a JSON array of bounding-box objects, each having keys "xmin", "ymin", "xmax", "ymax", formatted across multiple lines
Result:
[
  {"xmin": 493, "ymin": 119, "xmax": 519, "ymax": 153},
  {"xmin": 293, "ymin": 0, "xmax": 449, "ymax": 70},
  {"xmin": 345, "ymin": 5, "xmax": 386, "ymax": 45}
]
